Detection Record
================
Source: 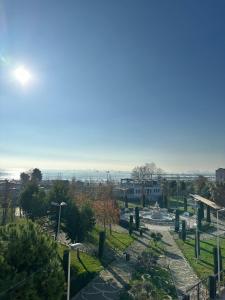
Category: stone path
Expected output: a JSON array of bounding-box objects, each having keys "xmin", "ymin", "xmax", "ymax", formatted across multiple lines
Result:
[
  {"xmin": 73, "ymin": 232, "xmax": 151, "ymax": 300},
  {"xmin": 73, "ymin": 223, "xmax": 208, "ymax": 300},
  {"xmin": 162, "ymin": 230, "xmax": 200, "ymax": 296}
]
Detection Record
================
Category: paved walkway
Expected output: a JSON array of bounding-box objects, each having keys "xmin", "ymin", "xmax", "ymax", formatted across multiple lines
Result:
[
  {"xmin": 162, "ymin": 230, "xmax": 200, "ymax": 296},
  {"xmin": 73, "ymin": 223, "xmax": 209, "ymax": 300},
  {"xmin": 73, "ymin": 232, "xmax": 151, "ymax": 300}
]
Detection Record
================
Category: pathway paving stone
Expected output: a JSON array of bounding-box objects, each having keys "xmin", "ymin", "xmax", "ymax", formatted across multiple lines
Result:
[
  {"xmin": 72, "ymin": 232, "xmax": 151, "ymax": 300},
  {"xmin": 161, "ymin": 230, "xmax": 200, "ymax": 296}
]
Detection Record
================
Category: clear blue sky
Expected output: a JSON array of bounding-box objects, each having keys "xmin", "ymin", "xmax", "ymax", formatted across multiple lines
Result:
[{"xmin": 0, "ymin": 0, "xmax": 225, "ymax": 172}]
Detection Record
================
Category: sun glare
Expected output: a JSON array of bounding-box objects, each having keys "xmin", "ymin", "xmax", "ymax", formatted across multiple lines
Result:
[{"xmin": 14, "ymin": 66, "xmax": 31, "ymax": 86}]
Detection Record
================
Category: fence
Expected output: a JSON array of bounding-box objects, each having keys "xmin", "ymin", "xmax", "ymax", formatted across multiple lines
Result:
[{"xmin": 184, "ymin": 269, "xmax": 225, "ymax": 300}]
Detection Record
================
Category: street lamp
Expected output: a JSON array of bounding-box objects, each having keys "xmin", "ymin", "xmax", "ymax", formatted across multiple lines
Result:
[
  {"xmin": 51, "ymin": 201, "xmax": 67, "ymax": 240},
  {"xmin": 67, "ymin": 243, "xmax": 83, "ymax": 300},
  {"xmin": 216, "ymin": 207, "xmax": 225, "ymax": 295}
]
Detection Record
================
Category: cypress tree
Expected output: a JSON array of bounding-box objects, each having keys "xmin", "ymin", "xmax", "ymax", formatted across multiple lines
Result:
[
  {"xmin": 135, "ymin": 207, "xmax": 140, "ymax": 230},
  {"xmin": 181, "ymin": 220, "xmax": 186, "ymax": 241},
  {"xmin": 142, "ymin": 194, "xmax": 146, "ymax": 208},
  {"xmin": 184, "ymin": 197, "xmax": 187, "ymax": 212},
  {"xmin": 125, "ymin": 195, "xmax": 128, "ymax": 208},
  {"xmin": 195, "ymin": 231, "xmax": 200, "ymax": 258},
  {"xmin": 98, "ymin": 231, "xmax": 106, "ymax": 259},
  {"xmin": 206, "ymin": 206, "xmax": 211, "ymax": 223},
  {"xmin": 129, "ymin": 215, "xmax": 133, "ymax": 235},
  {"xmin": 164, "ymin": 195, "xmax": 168, "ymax": 209},
  {"xmin": 197, "ymin": 208, "xmax": 202, "ymax": 230},
  {"xmin": 209, "ymin": 275, "xmax": 216, "ymax": 299},
  {"xmin": 175, "ymin": 210, "xmax": 180, "ymax": 232},
  {"xmin": 199, "ymin": 202, "xmax": 204, "ymax": 220},
  {"xmin": 62, "ymin": 249, "xmax": 69, "ymax": 280}
]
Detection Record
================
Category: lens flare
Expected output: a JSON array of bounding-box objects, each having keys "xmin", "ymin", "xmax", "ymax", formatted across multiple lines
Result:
[{"xmin": 14, "ymin": 66, "xmax": 31, "ymax": 86}]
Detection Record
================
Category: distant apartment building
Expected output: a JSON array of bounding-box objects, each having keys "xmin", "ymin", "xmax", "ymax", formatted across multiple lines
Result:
[
  {"xmin": 115, "ymin": 178, "xmax": 162, "ymax": 204},
  {"xmin": 216, "ymin": 168, "xmax": 225, "ymax": 183}
]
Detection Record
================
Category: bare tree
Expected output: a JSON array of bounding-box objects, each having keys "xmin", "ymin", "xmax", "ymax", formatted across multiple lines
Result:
[{"xmin": 131, "ymin": 163, "xmax": 163, "ymax": 181}]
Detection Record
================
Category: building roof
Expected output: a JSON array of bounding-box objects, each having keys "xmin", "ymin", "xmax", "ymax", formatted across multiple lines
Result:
[{"xmin": 190, "ymin": 194, "xmax": 222, "ymax": 210}]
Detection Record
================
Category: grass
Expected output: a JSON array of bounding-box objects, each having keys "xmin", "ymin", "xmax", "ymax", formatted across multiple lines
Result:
[
  {"xmin": 175, "ymin": 235, "xmax": 225, "ymax": 279},
  {"xmin": 58, "ymin": 225, "xmax": 134, "ymax": 296},
  {"xmin": 58, "ymin": 243, "xmax": 103, "ymax": 275},
  {"xmin": 168, "ymin": 196, "xmax": 195, "ymax": 215},
  {"xmin": 89, "ymin": 225, "xmax": 134, "ymax": 252}
]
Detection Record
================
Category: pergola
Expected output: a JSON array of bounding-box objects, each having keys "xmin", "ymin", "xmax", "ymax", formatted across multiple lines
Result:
[{"xmin": 190, "ymin": 194, "xmax": 222, "ymax": 210}]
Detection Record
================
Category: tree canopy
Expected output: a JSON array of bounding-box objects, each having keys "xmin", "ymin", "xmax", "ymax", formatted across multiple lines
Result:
[
  {"xmin": 131, "ymin": 163, "xmax": 163, "ymax": 181},
  {"xmin": 20, "ymin": 182, "xmax": 48, "ymax": 220},
  {"xmin": 0, "ymin": 220, "xmax": 64, "ymax": 300}
]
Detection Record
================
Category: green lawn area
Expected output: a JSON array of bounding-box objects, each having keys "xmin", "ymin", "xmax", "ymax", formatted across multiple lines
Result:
[
  {"xmin": 168, "ymin": 196, "xmax": 194, "ymax": 215},
  {"xmin": 175, "ymin": 235, "xmax": 225, "ymax": 279},
  {"xmin": 58, "ymin": 244, "xmax": 103, "ymax": 275},
  {"xmin": 90, "ymin": 225, "xmax": 134, "ymax": 252},
  {"xmin": 58, "ymin": 225, "xmax": 134, "ymax": 296}
]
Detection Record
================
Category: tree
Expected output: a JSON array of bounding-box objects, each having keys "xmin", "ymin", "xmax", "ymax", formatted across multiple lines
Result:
[
  {"xmin": 210, "ymin": 183, "xmax": 225, "ymax": 206},
  {"xmin": 174, "ymin": 210, "xmax": 179, "ymax": 232},
  {"xmin": 31, "ymin": 168, "xmax": 42, "ymax": 183},
  {"xmin": 131, "ymin": 163, "xmax": 163, "ymax": 181},
  {"xmin": 20, "ymin": 172, "xmax": 30, "ymax": 186},
  {"xmin": 181, "ymin": 220, "xmax": 186, "ymax": 241},
  {"xmin": 169, "ymin": 180, "xmax": 177, "ymax": 197},
  {"xmin": 195, "ymin": 231, "xmax": 200, "ymax": 258},
  {"xmin": 1, "ymin": 180, "xmax": 10, "ymax": 225},
  {"xmin": 135, "ymin": 207, "xmax": 140, "ymax": 230},
  {"xmin": 194, "ymin": 175, "xmax": 209, "ymax": 195},
  {"xmin": 129, "ymin": 215, "xmax": 133, "ymax": 235},
  {"xmin": 20, "ymin": 182, "xmax": 48, "ymax": 220},
  {"xmin": 98, "ymin": 231, "xmax": 106, "ymax": 258},
  {"xmin": 64, "ymin": 201, "xmax": 95, "ymax": 242},
  {"xmin": 0, "ymin": 220, "xmax": 64, "ymax": 300},
  {"xmin": 93, "ymin": 198, "xmax": 119, "ymax": 232},
  {"xmin": 79, "ymin": 204, "xmax": 95, "ymax": 240},
  {"xmin": 161, "ymin": 179, "xmax": 169, "ymax": 208}
]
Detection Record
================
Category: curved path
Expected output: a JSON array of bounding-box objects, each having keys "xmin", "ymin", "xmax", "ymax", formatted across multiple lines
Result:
[
  {"xmin": 73, "ymin": 233, "xmax": 151, "ymax": 300},
  {"xmin": 73, "ymin": 223, "xmax": 205, "ymax": 300}
]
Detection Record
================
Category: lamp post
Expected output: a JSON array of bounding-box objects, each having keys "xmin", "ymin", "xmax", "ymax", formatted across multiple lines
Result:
[
  {"xmin": 67, "ymin": 243, "xmax": 83, "ymax": 300},
  {"xmin": 51, "ymin": 201, "xmax": 67, "ymax": 240},
  {"xmin": 216, "ymin": 207, "xmax": 225, "ymax": 295}
]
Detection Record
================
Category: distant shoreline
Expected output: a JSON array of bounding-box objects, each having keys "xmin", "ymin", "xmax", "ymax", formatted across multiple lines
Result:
[{"xmin": 0, "ymin": 169, "xmax": 215, "ymax": 182}]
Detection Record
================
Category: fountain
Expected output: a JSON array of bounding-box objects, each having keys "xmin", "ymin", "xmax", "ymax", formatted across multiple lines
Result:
[{"xmin": 141, "ymin": 201, "xmax": 174, "ymax": 224}]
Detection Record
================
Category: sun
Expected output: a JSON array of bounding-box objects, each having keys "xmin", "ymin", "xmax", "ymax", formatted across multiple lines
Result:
[{"xmin": 14, "ymin": 66, "xmax": 31, "ymax": 86}]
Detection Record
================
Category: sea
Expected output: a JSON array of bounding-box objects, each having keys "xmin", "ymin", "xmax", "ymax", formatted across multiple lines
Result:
[
  {"xmin": 0, "ymin": 168, "xmax": 215, "ymax": 182},
  {"xmin": 0, "ymin": 168, "xmax": 131, "ymax": 182}
]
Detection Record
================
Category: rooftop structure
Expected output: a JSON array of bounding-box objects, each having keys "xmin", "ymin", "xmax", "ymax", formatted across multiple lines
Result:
[{"xmin": 216, "ymin": 168, "xmax": 225, "ymax": 183}]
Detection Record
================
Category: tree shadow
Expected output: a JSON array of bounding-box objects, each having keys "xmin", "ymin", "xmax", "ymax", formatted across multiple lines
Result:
[
  {"xmin": 164, "ymin": 251, "xmax": 183, "ymax": 260},
  {"xmin": 132, "ymin": 236, "xmax": 149, "ymax": 248},
  {"xmin": 199, "ymin": 259, "xmax": 214, "ymax": 268},
  {"xmin": 78, "ymin": 255, "xmax": 89, "ymax": 273},
  {"xmin": 161, "ymin": 239, "xmax": 171, "ymax": 247}
]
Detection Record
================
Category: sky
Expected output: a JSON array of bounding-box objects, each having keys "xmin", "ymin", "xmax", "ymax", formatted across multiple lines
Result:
[{"xmin": 0, "ymin": 0, "xmax": 225, "ymax": 173}]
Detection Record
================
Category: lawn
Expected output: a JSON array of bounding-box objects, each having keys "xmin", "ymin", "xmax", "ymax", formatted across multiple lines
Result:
[
  {"xmin": 168, "ymin": 196, "xmax": 195, "ymax": 215},
  {"xmin": 175, "ymin": 235, "xmax": 225, "ymax": 279},
  {"xmin": 58, "ymin": 225, "xmax": 134, "ymax": 296},
  {"xmin": 58, "ymin": 243, "xmax": 103, "ymax": 296},
  {"xmin": 90, "ymin": 225, "xmax": 134, "ymax": 252}
]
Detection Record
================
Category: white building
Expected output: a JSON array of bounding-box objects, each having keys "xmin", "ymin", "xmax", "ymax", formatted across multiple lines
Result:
[
  {"xmin": 216, "ymin": 168, "xmax": 225, "ymax": 183},
  {"xmin": 116, "ymin": 178, "xmax": 162, "ymax": 204}
]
